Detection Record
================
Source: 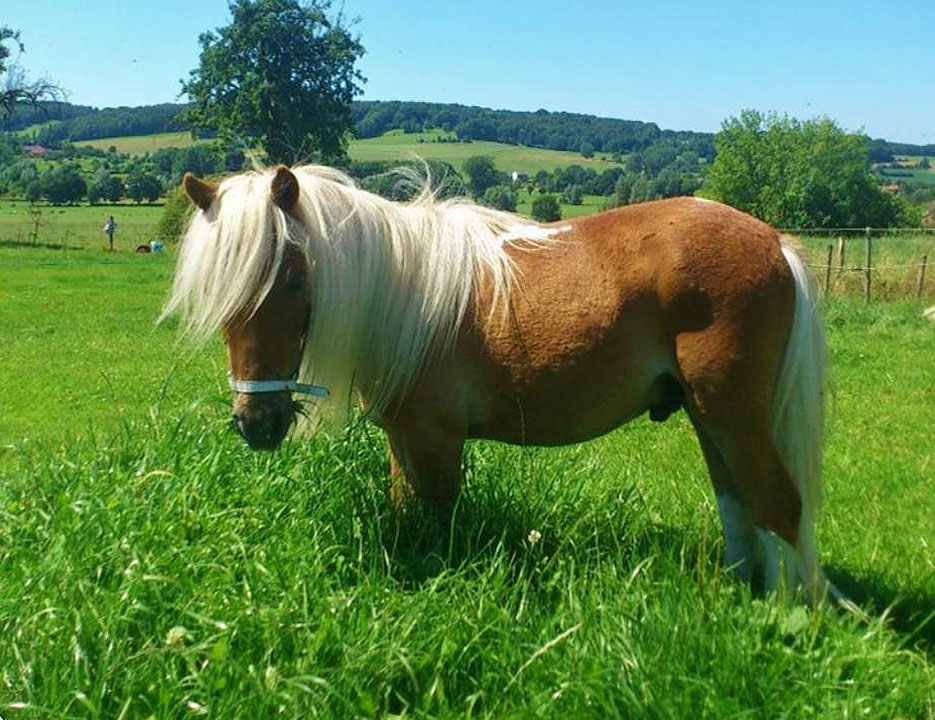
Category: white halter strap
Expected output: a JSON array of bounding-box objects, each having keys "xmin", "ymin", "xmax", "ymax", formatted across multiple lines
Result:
[{"xmin": 227, "ymin": 372, "xmax": 330, "ymax": 398}]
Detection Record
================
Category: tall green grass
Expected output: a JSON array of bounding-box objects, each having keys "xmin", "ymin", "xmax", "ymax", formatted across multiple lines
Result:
[
  {"xmin": 797, "ymin": 233, "xmax": 935, "ymax": 301},
  {"xmin": 3, "ymin": 408, "xmax": 933, "ymax": 718},
  {"xmin": 2, "ymin": 244, "xmax": 935, "ymax": 717}
]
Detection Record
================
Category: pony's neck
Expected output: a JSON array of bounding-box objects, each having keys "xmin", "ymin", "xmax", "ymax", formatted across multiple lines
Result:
[{"xmin": 300, "ymin": 181, "xmax": 504, "ymax": 417}]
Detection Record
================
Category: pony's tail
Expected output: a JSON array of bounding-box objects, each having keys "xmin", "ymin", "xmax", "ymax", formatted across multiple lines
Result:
[{"xmin": 771, "ymin": 239, "xmax": 828, "ymax": 596}]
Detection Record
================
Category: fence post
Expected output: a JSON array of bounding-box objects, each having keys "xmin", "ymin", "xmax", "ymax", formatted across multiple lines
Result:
[
  {"xmin": 864, "ymin": 227, "xmax": 872, "ymax": 304},
  {"xmin": 837, "ymin": 235, "xmax": 845, "ymax": 276},
  {"xmin": 918, "ymin": 254, "xmax": 928, "ymax": 300},
  {"xmin": 824, "ymin": 245, "xmax": 833, "ymax": 296}
]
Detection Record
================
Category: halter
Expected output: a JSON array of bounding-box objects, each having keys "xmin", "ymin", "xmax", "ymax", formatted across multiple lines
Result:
[{"xmin": 227, "ymin": 372, "xmax": 330, "ymax": 398}]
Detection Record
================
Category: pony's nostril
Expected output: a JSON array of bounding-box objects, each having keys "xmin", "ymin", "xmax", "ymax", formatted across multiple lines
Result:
[{"xmin": 233, "ymin": 415, "xmax": 249, "ymax": 439}]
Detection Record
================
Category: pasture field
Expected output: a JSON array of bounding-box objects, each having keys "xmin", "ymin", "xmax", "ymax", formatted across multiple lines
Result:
[
  {"xmin": 348, "ymin": 129, "xmax": 624, "ymax": 175},
  {"xmin": 887, "ymin": 156, "xmax": 935, "ymax": 187},
  {"xmin": 67, "ymin": 128, "xmax": 623, "ymax": 179},
  {"xmin": 75, "ymin": 131, "xmax": 208, "ymax": 155},
  {"xmin": 797, "ymin": 232, "xmax": 935, "ymax": 302},
  {"xmin": 0, "ymin": 199, "xmax": 163, "ymax": 251},
  {"xmin": 1, "ymin": 221, "xmax": 935, "ymax": 717},
  {"xmin": 515, "ymin": 190, "xmax": 610, "ymax": 220}
]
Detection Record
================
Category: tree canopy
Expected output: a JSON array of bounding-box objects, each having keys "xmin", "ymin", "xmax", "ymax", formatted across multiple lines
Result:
[
  {"xmin": 181, "ymin": 0, "xmax": 365, "ymax": 165},
  {"xmin": 531, "ymin": 194, "xmax": 561, "ymax": 222},
  {"xmin": 462, "ymin": 156, "xmax": 500, "ymax": 197},
  {"xmin": 0, "ymin": 26, "xmax": 64, "ymax": 119},
  {"xmin": 702, "ymin": 110, "xmax": 904, "ymax": 228}
]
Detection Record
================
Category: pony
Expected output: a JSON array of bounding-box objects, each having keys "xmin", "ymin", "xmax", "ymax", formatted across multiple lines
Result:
[{"xmin": 164, "ymin": 163, "xmax": 836, "ymax": 601}]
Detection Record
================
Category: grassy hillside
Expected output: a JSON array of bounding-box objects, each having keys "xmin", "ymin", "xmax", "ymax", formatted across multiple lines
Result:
[
  {"xmin": 72, "ymin": 128, "xmax": 622, "ymax": 176},
  {"xmin": 1, "ymin": 233, "xmax": 934, "ymax": 716},
  {"xmin": 348, "ymin": 129, "xmax": 623, "ymax": 174},
  {"xmin": 76, "ymin": 131, "xmax": 208, "ymax": 155},
  {"xmin": 876, "ymin": 156, "xmax": 935, "ymax": 188}
]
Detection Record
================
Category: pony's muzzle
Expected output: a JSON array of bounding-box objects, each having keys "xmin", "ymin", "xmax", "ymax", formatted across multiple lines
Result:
[{"xmin": 232, "ymin": 392, "xmax": 294, "ymax": 450}]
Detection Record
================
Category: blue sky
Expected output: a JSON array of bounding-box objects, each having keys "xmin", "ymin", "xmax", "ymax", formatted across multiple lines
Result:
[{"xmin": 3, "ymin": 0, "xmax": 932, "ymax": 143}]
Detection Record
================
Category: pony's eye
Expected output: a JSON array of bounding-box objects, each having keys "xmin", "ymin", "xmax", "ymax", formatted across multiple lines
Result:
[{"xmin": 284, "ymin": 266, "xmax": 305, "ymax": 294}]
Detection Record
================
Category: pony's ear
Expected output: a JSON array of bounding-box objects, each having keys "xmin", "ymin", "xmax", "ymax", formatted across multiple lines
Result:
[
  {"xmin": 271, "ymin": 165, "xmax": 299, "ymax": 213},
  {"xmin": 182, "ymin": 173, "xmax": 217, "ymax": 212}
]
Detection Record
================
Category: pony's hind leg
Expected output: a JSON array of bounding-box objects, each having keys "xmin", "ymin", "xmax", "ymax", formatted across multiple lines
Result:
[
  {"xmin": 712, "ymin": 423, "xmax": 815, "ymax": 590},
  {"xmin": 693, "ymin": 411, "xmax": 815, "ymax": 596},
  {"xmin": 694, "ymin": 424, "xmax": 759, "ymax": 583}
]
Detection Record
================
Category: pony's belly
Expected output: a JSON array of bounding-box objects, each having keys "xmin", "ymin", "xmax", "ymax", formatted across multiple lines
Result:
[{"xmin": 467, "ymin": 374, "xmax": 661, "ymax": 446}]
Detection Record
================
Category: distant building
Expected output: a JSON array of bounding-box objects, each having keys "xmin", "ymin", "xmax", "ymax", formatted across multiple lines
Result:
[
  {"xmin": 24, "ymin": 145, "xmax": 47, "ymax": 158},
  {"xmin": 511, "ymin": 171, "xmax": 529, "ymax": 183}
]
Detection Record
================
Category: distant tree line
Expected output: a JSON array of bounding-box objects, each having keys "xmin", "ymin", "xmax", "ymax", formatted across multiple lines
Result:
[
  {"xmin": 0, "ymin": 133, "xmax": 240, "ymax": 206},
  {"xmin": 350, "ymin": 100, "xmax": 708, "ymax": 156},
  {"xmin": 345, "ymin": 151, "xmax": 704, "ymax": 221},
  {"xmin": 6, "ymin": 99, "xmax": 933, "ymax": 164},
  {"xmin": 868, "ymin": 138, "xmax": 935, "ymax": 163},
  {"xmin": 2, "ymin": 98, "xmax": 931, "ymax": 228},
  {"xmin": 23, "ymin": 104, "xmax": 191, "ymax": 146},
  {"xmin": 0, "ymin": 99, "xmax": 92, "ymax": 130}
]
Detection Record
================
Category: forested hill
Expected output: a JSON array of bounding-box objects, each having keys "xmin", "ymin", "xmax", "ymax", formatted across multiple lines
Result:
[
  {"xmin": 6, "ymin": 100, "xmax": 695, "ymax": 156},
  {"xmin": 4, "ymin": 99, "xmax": 933, "ymax": 161},
  {"xmin": 4, "ymin": 102, "xmax": 188, "ymax": 144},
  {"xmin": 350, "ymin": 100, "xmax": 706, "ymax": 156}
]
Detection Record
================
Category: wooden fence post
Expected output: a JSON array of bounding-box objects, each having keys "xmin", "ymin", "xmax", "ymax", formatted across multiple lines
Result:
[
  {"xmin": 918, "ymin": 254, "xmax": 928, "ymax": 300},
  {"xmin": 824, "ymin": 245, "xmax": 833, "ymax": 296},
  {"xmin": 837, "ymin": 235, "xmax": 845, "ymax": 276},
  {"xmin": 864, "ymin": 227, "xmax": 872, "ymax": 304}
]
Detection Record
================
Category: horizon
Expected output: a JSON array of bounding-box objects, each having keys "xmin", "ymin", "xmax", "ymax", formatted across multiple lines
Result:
[{"xmin": 2, "ymin": 0, "xmax": 932, "ymax": 145}]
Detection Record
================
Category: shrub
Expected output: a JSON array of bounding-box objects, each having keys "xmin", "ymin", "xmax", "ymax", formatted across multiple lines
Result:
[
  {"xmin": 531, "ymin": 194, "xmax": 561, "ymax": 222},
  {"xmin": 156, "ymin": 184, "xmax": 194, "ymax": 244},
  {"xmin": 482, "ymin": 184, "xmax": 517, "ymax": 212}
]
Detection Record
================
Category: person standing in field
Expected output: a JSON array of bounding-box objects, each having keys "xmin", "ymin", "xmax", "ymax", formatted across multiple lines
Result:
[{"xmin": 104, "ymin": 215, "xmax": 116, "ymax": 251}]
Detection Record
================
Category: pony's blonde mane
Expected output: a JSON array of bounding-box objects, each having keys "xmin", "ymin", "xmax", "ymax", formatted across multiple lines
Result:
[{"xmin": 163, "ymin": 164, "xmax": 561, "ymax": 421}]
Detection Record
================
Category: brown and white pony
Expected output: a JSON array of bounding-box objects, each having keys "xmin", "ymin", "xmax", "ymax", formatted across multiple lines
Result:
[{"xmin": 164, "ymin": 164, "xmax": 835, "ymax": 601}]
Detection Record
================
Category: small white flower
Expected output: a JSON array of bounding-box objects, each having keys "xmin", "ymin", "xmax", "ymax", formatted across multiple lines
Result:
[
  {"xmin": 265, "ymin": 665, "xmax": 279, "ymax": 690},
  {"xmin": 526, "ymin": 529, "xmax": 542, "ymax": 545},
  {"xmin": 187, "ymin": 700, "xmax": 208, "ymax": 715},
  {"xmin": 165, "ymin": 626, "xmax": 188, "ymax": 647},
  {"xmin": 123, "ymin": 558, "xmax": 139, "ymax": 577}
]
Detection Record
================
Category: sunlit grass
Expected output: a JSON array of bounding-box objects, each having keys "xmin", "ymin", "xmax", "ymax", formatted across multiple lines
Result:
[
  {"xmin": 75, "ymin": 131, "xmax": 209, "ymax": 155},
  {"xmin": 1, "ymin": 239, "xmax": 934, "ymax": 718},
  {"xmin": 348, "ymin": 129, "xmax": 624, "ymax": 175}
]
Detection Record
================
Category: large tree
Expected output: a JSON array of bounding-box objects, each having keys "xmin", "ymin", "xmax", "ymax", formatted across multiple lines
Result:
[
  {"xmin": 0, "ymin": 26, "xmax": 64, "ymax": 118},
  {"xmin": 181, "ymin": 0, "xmax": 365, "ymax": 165},
  {"xmin": 702, "ymin": 110, "xmax": 903, "ymax": 228}
]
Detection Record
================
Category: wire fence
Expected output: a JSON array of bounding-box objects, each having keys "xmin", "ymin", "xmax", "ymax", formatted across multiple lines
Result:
[
  {"xmin": 781, "ymin": 227, "xmax": 935, "ymax": 237},
  {"xmin": 1, "ymin": 207, "xmax": 933, "ymax": 301},
  {"xmin": 791, "ymin": 229, "xmax": 934, "ymax": 302}
]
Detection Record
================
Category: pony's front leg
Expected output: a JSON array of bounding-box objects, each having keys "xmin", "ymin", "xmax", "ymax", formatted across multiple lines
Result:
[{"xmin": 385, "ymin": 421, "xmax": 466, "ymax": 512}]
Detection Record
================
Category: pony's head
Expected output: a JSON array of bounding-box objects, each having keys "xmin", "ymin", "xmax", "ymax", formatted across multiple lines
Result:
[{"xmin": 170, "ymin": 166, "xmax": 316, "ymax": 449}]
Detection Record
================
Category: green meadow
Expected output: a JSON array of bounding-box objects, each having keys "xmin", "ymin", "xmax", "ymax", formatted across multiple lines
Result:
[
  {"xmin": 76, "ymin": 131, "xmax": 209, "ymax": 155},
  {"xmin": 74, "ymin": 128, "xmax": 621, "ymax": 177},
  {"xmin": 1, "ymin": 208, "xmax": 935, "ymax": 717},
  {"xmin": 347, "ymin": 129, "xmax": 624, "ymax": 175},
  {"xmin": 0, "ymin": 199, "xmax": 164, "ymax": 251}
]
